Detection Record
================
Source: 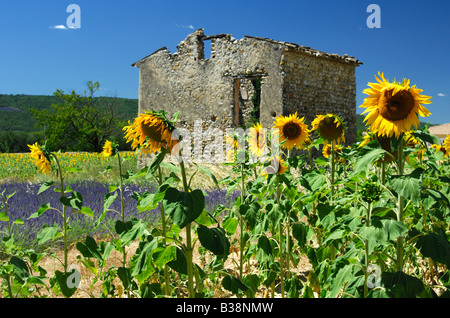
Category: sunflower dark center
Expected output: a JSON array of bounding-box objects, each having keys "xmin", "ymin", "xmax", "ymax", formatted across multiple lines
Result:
[
  {"xmin": 141, "ymin": 121, "xmax": 165, "ymax": 143},
  {"xmin": 379, "ymin": 89, "xmax": 415, "ymax": 121},
  {"xmin": 318, "ymin": 117, "xmax": 343, "ymax": 141},
  {"xmin": 283, "ymin": 122, "xmax": 301, "ymax": 139}
]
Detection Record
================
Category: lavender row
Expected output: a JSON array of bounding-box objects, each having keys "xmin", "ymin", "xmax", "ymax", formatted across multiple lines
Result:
[{"xmin": 0, "ymin": 181, "xmax": 239, "ymax": 251}]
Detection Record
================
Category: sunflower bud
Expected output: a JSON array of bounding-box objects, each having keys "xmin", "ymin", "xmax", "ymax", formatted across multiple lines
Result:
[{"xmin": 359, "ymin": 180, "xmax": 382, "ymax": 203}]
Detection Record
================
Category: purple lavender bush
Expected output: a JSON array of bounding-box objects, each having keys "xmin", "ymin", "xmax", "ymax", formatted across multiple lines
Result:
[{"xmin": 0, "ymin": 180, "xmax": 239, "ymax": 251}]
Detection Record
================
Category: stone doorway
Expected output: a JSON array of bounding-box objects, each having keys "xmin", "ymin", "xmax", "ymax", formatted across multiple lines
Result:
[{"xmin": 233, "ymin": 76, "xmax": 262, "ymax": 128}]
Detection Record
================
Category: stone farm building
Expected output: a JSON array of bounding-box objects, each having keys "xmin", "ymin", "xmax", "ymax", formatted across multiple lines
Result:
[{"xmin": 131, "ymin": 28, "xmax": 362, "ymax": 152}]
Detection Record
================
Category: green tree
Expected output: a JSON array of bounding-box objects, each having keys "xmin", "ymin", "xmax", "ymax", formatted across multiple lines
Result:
[
  {"xmin": 31, "ymin": 81, "xmax": 125, "ymax": 152},
  {"xmin": 0, "ymin": 131, "xmax": 44, "ymax": 153}
]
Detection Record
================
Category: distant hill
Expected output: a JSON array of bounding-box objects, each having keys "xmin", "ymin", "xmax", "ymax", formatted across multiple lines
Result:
[
  {"xmin": 0, "ymin": 94, "xmax": 139, "ymax": 133},
  {"xmin": 0, "ymin": 94, "xmax": 139, "ymax": 152},
  {"xmin": 0, "ymin": 93, "xmax": 435, "ymax": 151}
]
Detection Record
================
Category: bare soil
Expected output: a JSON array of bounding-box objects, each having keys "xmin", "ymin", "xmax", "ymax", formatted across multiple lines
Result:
[{"xmin": 34, "ymin": 226, "xmax": 313, "ymax": 298}]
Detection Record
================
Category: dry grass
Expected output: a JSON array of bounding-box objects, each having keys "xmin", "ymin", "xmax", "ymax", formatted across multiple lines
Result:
[{"xmin": 33, "ymin": 223, "xmax": 313, "ymax": 298}]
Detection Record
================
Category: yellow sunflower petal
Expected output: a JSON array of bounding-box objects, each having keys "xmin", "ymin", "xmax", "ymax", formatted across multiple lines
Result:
[
  {"xmin": 28, "ymin": 142, "xmax": 52, "ymax": 175},
  {"xmin": 311, "ymin": 113, "xmax": 346, "ymax": 144},
  {"xmin": 273, "ymin": 112, "xmax": 310, "ymax": 150},
  {"xmin": 360, "ymin": 73, "xmax": 432, "ymax": 138},
  {"xmin": 123, "ymin": 112, "xmax": 177, "ymax": 155}
]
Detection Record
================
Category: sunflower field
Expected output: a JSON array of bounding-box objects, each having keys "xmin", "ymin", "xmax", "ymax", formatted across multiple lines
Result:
[{"xmin": 1, "ymin": 73, "xmax": 450, "ymax": 299}]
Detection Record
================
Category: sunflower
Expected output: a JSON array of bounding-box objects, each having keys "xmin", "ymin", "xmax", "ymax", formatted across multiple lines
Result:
[
  {"xmin": 358, "ymin": 132, "xmax": 374, "ymax": 149},
  {"xmin": 360, "ymin": 72, "xmax": 432, "ymax": 138},
  {"xmin": 431, "ymin": 144, "xmax": 441, "ymax": 151},
  {"xmin": 443, "ymin": 135, "xmax": 450, "ymax": 157},
  {"xmin": 404, "ymin": 131, "xmax": 420, "ymax": 148},
  {"xmin": 311, "ymin": 113, "xmax": 345, "ymax": 147},
  {"xmin": 28, "ymin": 142, "xmax": 52, "ymax": 175},
  {"xmin": 225, "ymin": 132, "xmax": 245, "ymax": 162},
  {"xmin": 123, "ymin": 111, "xmax": 177, "ymax": 155},
  {"xmin": 322, "ymin": 143, "xmax": 343, "ymax": 159},
  {"xmin": 273, "ymin": 112, "xmax": 310, "ymax": 150},
  {"xmin": 262, "ymin": 155, "xmax": 287, "ymax": 176},
  {"xmin": 322, "ymin": 144, "xmax": 332, "ymax": 159},
  {"xmin": 101, "ymin": 140, "xmax": 114, "ymax": 158},
  {"xmin": 248, "ymin": 123, "xmax": 267, "ymax": 158},
  {"xmin": 431, "ymin": 144, "xmax": 447, "ymax": 157}
]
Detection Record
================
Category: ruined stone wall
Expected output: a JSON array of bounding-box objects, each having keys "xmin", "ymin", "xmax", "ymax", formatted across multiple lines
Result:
[
  {"xmin": 136, "ymin": 29, "xmax": 284, "ymax": 134},
  {"xmin": 134, "ymin": 29, "xmax": 360, "ymax": 160},
  {"xmin": 136, "ymin": 36, "xmax": 233, "ymax": 133},
  {"xmin": 281, "ymin": 50, "xmax": 357, "ymax": 145}
]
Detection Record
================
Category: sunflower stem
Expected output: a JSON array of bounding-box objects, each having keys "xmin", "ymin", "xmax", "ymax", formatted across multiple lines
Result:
[
  {"xmin": 363, "ymin": 201, "xmax": 372, "ymax": 298},
  {"xmin": 276, "ymin": 174, "xmax": 285, "ymax": 298},
  {"xmin": 179, "ymin": 159, "xmax": 195, "ymax": 298},
  {"xmin": 5, "ymin": 273, "xmax": 12, "ymax": 298},
  {"xmin": 117, "ymin": 152, "xmax": 131, "ymax": 298},
  {"xmin": 158, "ymin": 165, "xmax": 171, "ymax": 296},
  {"xmin": 329, "ymin": 141, "xmax": 338, "ymax": 261},
  {"xmin": 239, "ymin": 163, "xmax": 246, "ymax": 281},
  {"xmin": 279, "ymin": 218, "xmax": 285, "ymax": 298},
  {"xmin": 286, "ymin": 211, "xmax": 291, "ymax": 278},
  {"xmin": 53, "ymin": 154, "xmax": 69, "ymax": 273},
  {"xmin": 330, "ymin": 141, "xmax": 336, "ymax": 202},
  {"xmin": 118, "ymin": 152, "xmax": 126, "ymax": 229},
  {"xmin": 396, "ymin": 136, "xmax": 405, "ymax": 272},
  {"xmin": 312, "ymin": 203, "xmax": 322, "ymax": 245}
]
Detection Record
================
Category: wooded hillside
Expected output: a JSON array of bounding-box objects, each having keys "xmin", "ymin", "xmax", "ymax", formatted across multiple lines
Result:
[{"xmin": 0, "ymin": 94, "xmax": 138, "ymax": 152}]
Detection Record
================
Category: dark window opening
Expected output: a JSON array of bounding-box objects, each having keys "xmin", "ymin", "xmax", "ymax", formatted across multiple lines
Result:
[
  {"xmin": 233, "ymin": 76, "xmax": 262, "ymax": 128},
  {"xmin": 249, "ymin": 78, "xmax": 261, "ymax": 126}
]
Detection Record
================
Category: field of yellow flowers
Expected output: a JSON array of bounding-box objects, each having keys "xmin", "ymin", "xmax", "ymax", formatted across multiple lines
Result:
[{"xmin": 0, "ymin": 151, "xmax": 137, "ymax": 183}]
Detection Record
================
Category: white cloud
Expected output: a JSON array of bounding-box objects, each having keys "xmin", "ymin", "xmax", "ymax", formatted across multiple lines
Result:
[
  {"xmin": 437, "ymin": 93, "xmax": 446, "ymax": 97},
  {"xmin": 49, "ymin": 25, "xmax": 68, "ymax": 30},
  {"xmin": 176, "ymin": 24, "xmax": 195, "ymax": 30}
]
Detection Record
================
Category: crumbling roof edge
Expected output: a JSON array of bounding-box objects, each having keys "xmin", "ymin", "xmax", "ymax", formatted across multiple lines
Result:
[
  {"xmin": 244, "ymin": 35, "xmax": 363, "ymax": 65},
  {"xmin": 131, "ymin": 32, "xmax": 363, "ymax": 67},
  {"xmin": 200, "ymin": 33, "xmax": 230, "ymax": 41},
  {"xmin": 131, "ymin": 46, "xmax": 169, "ymax": 67}
]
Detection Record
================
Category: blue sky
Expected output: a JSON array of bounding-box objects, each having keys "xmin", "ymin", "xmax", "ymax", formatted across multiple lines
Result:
[{"xmin": 0, "ymin": 0, "xmax": 449, "ymax": 124}]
